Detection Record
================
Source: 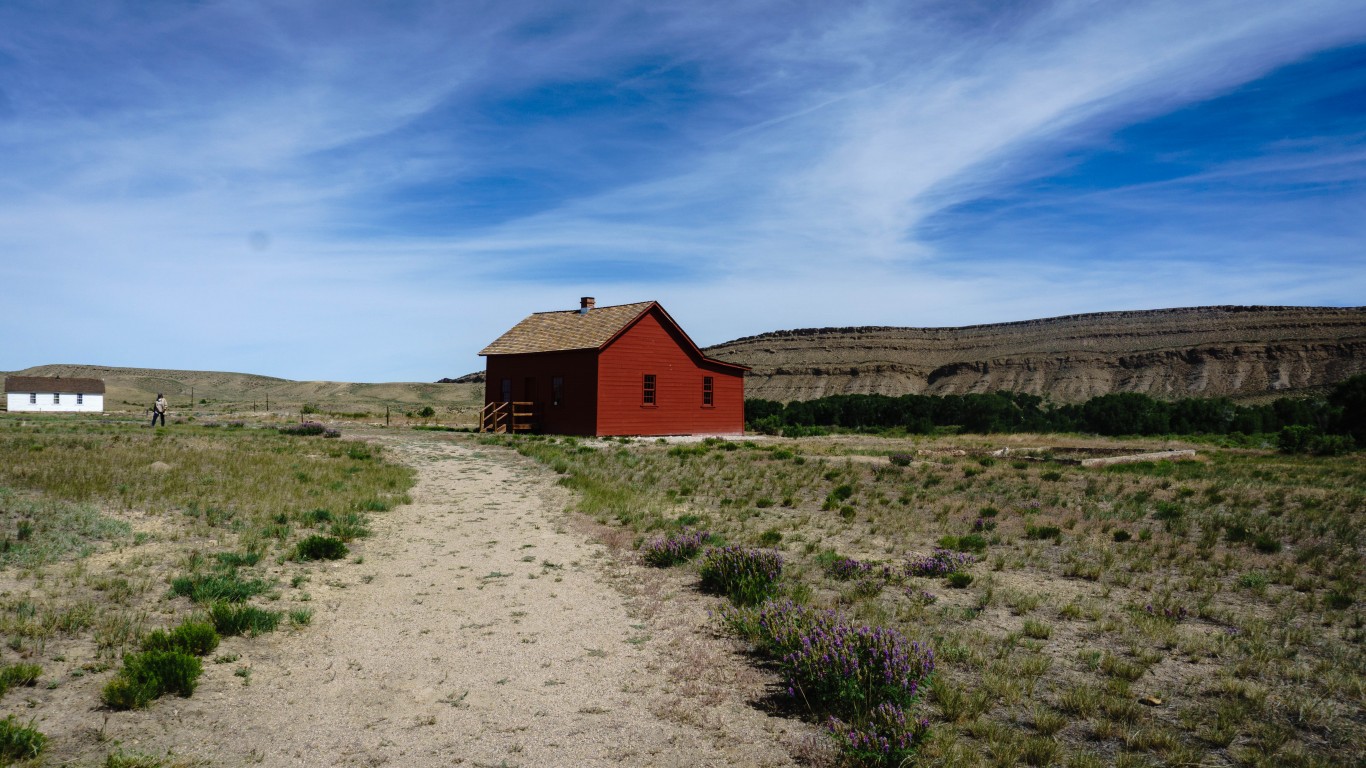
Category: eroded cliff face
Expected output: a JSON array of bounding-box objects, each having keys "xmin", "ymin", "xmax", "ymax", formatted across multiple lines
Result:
[{"xmin": 704, "ymin": 306, "xmax": 1366, "ymax": 403}]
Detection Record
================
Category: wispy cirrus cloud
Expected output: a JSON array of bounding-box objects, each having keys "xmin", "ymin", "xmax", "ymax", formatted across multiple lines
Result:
[{"xmin": 0, "ymin": 1, "xmax": 1362, "ymax": 379}]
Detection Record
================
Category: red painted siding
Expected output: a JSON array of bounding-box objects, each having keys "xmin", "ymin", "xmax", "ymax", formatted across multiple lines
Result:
[
  {"xmin": 595, "ymin": 307, "xmax": 745, "ymax": 436},
  {"xmin": 484, "ymin": 350, "xmax": 599, "ymax": 435}
]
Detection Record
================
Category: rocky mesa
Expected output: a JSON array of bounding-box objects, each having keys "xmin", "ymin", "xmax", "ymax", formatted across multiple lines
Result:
[{"xmin": 704, "ymin": 305, "xmax": 1366, "ymax": 403}]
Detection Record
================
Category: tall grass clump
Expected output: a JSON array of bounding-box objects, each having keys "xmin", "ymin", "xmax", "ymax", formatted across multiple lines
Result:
[
  {"xmin": 699, "ymin": 546, "xmax": 783, "ymax": 605},
  {"xmin": 208, "ymin": 603, "xmax": 282, "ymax": 637},
  {"xmin": 0, "ymin": 715, "xmax": 46, "ymax": 763},
  {"xmin": 139, "ymin": 620, "xmax": 219, "ymax": 657},
  {"xmin": 640, "ymin": 529, "xmax": 710, "ymax": 567},
  {"xmin": 0, "ymin": 663, "xmax": 41, "ymax": 697},
  {"xmin": 169, "ymin": 571, "xmax": 270, "ymax": 603}
]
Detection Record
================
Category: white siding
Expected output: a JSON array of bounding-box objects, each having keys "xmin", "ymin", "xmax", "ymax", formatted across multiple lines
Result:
[{"xmin": 6, "ymin": 392, "xmax": 104, "ymax": 413}]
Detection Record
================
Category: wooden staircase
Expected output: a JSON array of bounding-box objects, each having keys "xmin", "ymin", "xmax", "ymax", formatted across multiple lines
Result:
[{"xmin": 478, "ymin": 401, "xmax": 536, "ymax": 433}]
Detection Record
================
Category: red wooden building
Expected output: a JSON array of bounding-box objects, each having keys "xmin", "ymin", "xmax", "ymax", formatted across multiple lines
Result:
[{"xmin": 478, "ymin": 298, "xmax": 747, "ymax": 436}]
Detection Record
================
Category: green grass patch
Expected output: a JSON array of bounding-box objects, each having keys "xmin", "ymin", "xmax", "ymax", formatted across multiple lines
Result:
[
  {"xmin": 169, "ymin": 572, "xmax": 271, "ymax": 604},
  {"xmin": 0, "ymin": 487, "xmax": 130, "ymax": 567},
  {"xmin": 207, "ymin": 603, "xmax": 282, "ymax": 637}
]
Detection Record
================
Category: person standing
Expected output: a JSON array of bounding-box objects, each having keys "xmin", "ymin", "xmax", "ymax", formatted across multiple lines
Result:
[{"xmin": 152, "ymin": 393, "xmax": 168, "ymax": 427}]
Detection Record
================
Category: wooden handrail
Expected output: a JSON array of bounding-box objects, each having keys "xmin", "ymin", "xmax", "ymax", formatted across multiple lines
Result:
[{"xmin": 479, "ymin": 400, "xmax": 537, "ymax": 433}]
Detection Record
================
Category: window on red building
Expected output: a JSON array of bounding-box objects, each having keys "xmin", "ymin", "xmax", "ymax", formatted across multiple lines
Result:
[{"xmin": 643, "ymin": 374, "xmax": 656, "ymax": 405}]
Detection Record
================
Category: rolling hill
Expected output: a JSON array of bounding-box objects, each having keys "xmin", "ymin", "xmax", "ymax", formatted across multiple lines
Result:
[{"xmin": 2, "ymin": 364, "xmax": 483, "ymax": 417}]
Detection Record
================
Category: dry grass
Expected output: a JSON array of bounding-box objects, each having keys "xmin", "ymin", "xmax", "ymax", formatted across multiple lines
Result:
[
  {"xmin": 0, "ymin": 412, "xmax": 415, "ymax": 759},
  {"xmin": 498, "ymin": 431, "xmax": 1364, "ymax": 767}
]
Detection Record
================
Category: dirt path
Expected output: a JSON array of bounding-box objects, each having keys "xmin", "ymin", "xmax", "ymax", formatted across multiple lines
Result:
[{"xmin": 83, "ymin": 434, "xmax": 809, "ymax": 767}]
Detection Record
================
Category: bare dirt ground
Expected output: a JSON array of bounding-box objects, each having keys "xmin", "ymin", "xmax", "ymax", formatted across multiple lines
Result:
[{"xmin": 55, "ymin": 433, "xmax": 813, "ymax": 767}]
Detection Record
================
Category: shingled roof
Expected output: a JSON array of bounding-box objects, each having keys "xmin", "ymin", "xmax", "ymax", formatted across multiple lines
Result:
[
  {"xmin": 4, "ymin": 376, "xmax": 106, "ymax": 394},
  {"xmin": 479, "ymin": 301, "xmax": 657, "ymax": 355}
]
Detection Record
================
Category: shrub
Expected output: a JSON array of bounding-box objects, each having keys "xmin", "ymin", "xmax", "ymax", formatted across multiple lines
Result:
[
  {"xmin": 1279, "ymin": 426, "xmax": 1354, "ymax": 455},
  {"xmin": 1324, "ymin": 589, "xmax": 1354, "ymax": 610},
  {"xmin": 905, "ymin": 549, "xmax": 975, "ymax": 578},
  {"xmin": 888, "ymin": 453, "xmax": 913, "ymax": 467},
  {"xmin": 726, "ymin": 600, "xmax": 934, "ymax": 716},
  {"xmin": 1112, "ymin": 530, "xmax": 1132, "ymax": 542},
  {"xmin": 417, "ymin": 406, "xmax": 436, "ymax": 418},
  {"xmin": 725, "ymin": 601, "xmax": 935, "ymax": 765},
  {"xmin": 947, "ymin": 572, "xmax": 974, "ymax": 588},
  {"xmin": 758, "ymin": 528, "xmax": 783, "ymax": 547},
  {"xmin": 279, "ymin": 421, "xmax": 327, "ymax": 436},
  {"xmin": 827, "ymin": 557, "xmax": 874, "ymax": 581},
  {"xmin": 640, "ymin": 529, "xmax": 709, "ymax": 567},
  {"xmin": 141, "ymin": 620, "xmax": 219, "ymax": 657},
  {"xmin": 1025, "ymin": 525, "xmax": 1062, "ymax": 541},
  {"xmin": 208, "ymin": 603, "xmax": 283, "ymax": 637},
  {"xmin": 1253, "ymin": 533, "xmax": 1283, "ymax": 554},
  {"xmin": 699, "ymin": 546, "xmax": 783, "ymax": 606},
  {"xmin": 1041, "ymin": 470, "xmax": 1063, "ymax": 482},
  {"xmin": 0, "ymin": 715, "xmax": 46, "ymax": 762},
  {"xmin": 102, "ymin": 650, "xmax": 202, "ymax": 710},
  {"xmin": 1310, "ymin": 433, "xmax": 1353, "ymax": 455},
  {"xmin": 938, "ymin": 533, "xmax": 987, "ymax": 553},
  {"xmin": 828, "ymin": 702, "xmax": 931, "ymax": 766},
  {"xmin": 1153, "ymin": 501, "xmax": 1183, "ymax": 521},
  {"xmin": 294, "ymin": 535, "xmax": 349, "ymax": 561}
]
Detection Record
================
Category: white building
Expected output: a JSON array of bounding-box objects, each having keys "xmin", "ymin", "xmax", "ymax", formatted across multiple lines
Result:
[{"xmin": 4, "ymin": 376, "xmax": 106, "ymax": 413}]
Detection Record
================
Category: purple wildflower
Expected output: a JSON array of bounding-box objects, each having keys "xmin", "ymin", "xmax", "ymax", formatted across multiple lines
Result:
[
  {"xmin": 904, "ymin": 548, "xmax": 975, "ymax": 578},
  {"xmin": 641, "ymin": 529, "xmax": 710, "ymax": 567}
]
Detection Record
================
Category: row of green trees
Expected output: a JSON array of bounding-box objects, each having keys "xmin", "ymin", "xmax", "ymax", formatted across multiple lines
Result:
[{"xmin": 745, "ymin": 375, "xmax": 1366, "ymax": 448}]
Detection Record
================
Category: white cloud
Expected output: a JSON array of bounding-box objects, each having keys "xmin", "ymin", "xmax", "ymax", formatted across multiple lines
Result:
[{"xmin": 1, "ymin": 0, "xmax": 1363, "ymax": 380}]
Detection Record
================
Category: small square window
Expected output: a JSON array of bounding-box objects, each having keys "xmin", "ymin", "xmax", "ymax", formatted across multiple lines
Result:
[
  {"xmin": 643, "ymin": 374, "xmax": 656, "ymax": 405},
  {"xmin": 54, "ymin": 393, "xmax": 60, "ymax": 404},
  {"xmin": 77, "ymin": 393, "xmax": 84, "ymax": 405},
  {"xmin": 29, "ymin": 393, "xmax": 36, "ymax": 404},
  {"xmin": 702, "ymin": 376, "xmax": 714, "ymax": 407}
]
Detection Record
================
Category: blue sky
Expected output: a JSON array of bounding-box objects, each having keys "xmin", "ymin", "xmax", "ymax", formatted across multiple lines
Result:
[{"xmin": 2, "ymin": 0, "xmax": 1364, "ymax": 382}]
